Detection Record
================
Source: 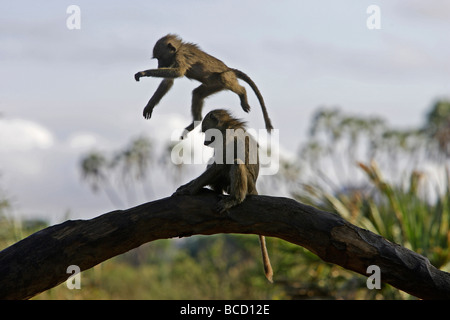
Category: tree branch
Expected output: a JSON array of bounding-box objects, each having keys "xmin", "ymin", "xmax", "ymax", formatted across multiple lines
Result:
[{"xmin": 0, "ymin": 189, "xmax": 449, "ymax": 300}]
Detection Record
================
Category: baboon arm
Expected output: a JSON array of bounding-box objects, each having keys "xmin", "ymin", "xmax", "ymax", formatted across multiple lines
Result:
[
  {"xmin": 148, "ymin": 79, "xmax": 174, "ymax": 106},
  {"xmin": 138, "ymin": 67, "xmax": 186, "ymax": 79},
  {"xmin": 142, "ymin": 79, "xmax": 175, "ymax": 119},
  {"xmin": 175, "ymin": 164, "xmax": 221, "ymax": 195}
]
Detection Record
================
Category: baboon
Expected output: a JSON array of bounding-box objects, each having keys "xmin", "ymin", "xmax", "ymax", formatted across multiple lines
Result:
[
  {"xmin": 173, "ymin": 109, "xmax": 273, "ymax": 282},
  {"xmin": 134, "ymin": 34, "xmax": 273, "ymax": 134}
]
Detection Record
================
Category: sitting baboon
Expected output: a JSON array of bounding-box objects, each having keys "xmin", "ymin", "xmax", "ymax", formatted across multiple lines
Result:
[
  {"xmin": 135, "ymin": 34, "xmax": 273, "ymax": 134},
  {"xmin": 173, "ymin": 109, "xmax": 273, "ymax": 282}
]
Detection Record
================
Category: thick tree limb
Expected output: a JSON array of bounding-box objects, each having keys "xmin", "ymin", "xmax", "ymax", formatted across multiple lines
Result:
[{"xmin": 0, "ymin": 190, "xmax": 449, "ymax": 300}]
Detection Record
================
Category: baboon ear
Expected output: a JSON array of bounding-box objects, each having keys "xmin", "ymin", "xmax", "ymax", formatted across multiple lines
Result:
[
  {"xmin": 208, "ymin": 112, "xmax": 218, "ymax": 124},
  {"xmin": 167, "ymin": 42, "xmax": 177, "ymax": 52}
]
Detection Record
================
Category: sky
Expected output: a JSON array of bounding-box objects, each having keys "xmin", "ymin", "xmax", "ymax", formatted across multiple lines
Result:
[{"xmin": 0, "ymin": 0, "xmax": 449, "ymax": 222}]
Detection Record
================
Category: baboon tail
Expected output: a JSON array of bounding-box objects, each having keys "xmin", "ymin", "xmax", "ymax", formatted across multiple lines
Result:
[
  {"xmin": 231, "ymin": 68, "xmax": 274, "ymax": 132},
  {"xmin": 259, "ymin": 235, "xmax": 273, "ymax": 283}
]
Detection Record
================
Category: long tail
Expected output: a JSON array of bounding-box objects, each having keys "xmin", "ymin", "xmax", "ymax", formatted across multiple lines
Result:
[
  {"xmin": 259, "ymin": 235, "xmax": 273, "ymax": 283},
  {"xmin": 231, "ymin": 68, "xmax": 274, "ymax": 132}
]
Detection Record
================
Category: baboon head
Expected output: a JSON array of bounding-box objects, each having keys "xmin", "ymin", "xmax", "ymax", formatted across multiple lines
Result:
[
  {"xmin": 201, "ymin": 109, "xmax": 246, "ymax": 146},
  {"xmin": 152, "ymin": 34, "xmax": 182, "ymax": 68}
]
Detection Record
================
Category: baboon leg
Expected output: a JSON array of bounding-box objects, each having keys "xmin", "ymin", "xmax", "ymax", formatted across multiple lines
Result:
[
  {"xmin": 247, "ymin": 172, "xmax": 258, "ymax": 196},
  {"xmin": 184, "ymin": 85, "xmax": 223, "ymax": 133},
  {"xmin": 174, "ymin": 163, "xmax": 222, "ymax": 195},
  {"xmin": 227, "ymin": 83, "xmax": 251, "ymax": 113},
  {"xmin": 238, "ymin": 88, "xmax": 251, "ymax": 113},
  {"xmin": 216, "ymin": 161, "xmax": 248, "ymax": 213},
  {"xmin": 219, "ymin": 71, "xmax": 250, "ymax": 113},
  {"xmin": 229, "ymin": 162, "xmax": 248, "ymax": 203},
  {"xmin": 191, "ymin": 85, "xmax": 223, "ymax": 121}
]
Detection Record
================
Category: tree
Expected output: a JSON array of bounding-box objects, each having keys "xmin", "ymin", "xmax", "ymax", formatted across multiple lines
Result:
[
  {"xmin": 424, "ymin": 100, "xmax": 450, "ymax": 158},
  {"xmin": 80, "ymin": 136, "xmax": 155, "ymax": 207},
  {"xmin": 80, "ymin": 151, "xmax": 123, "ymax": 207},
  {"xmin": 0, "ymin": 191, "xmax": 449, "ymax": 300}
]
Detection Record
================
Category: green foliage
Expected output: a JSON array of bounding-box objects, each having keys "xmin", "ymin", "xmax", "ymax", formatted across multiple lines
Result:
[
  {"xmin": 288, "ymin": 101, "xmax": 450, "ymax": 299},
  {"xmin": 358, "ymin": 162, "xmax": 450, "ymax": 269},
  {"xmin": 32, "ymin": 234, "xmax": 398, "ymax": 300},
  {"xmin": 424, "ymin": 100, "xmax": 450, "ymax": 158},
  {"xmin": 33, "ymin": 237, "xmax": 286, "ymax": 300},
  {"xmin": 79, "ymin": 136, "xmax": 155, "ymax": 207},
  {"xmin": 0, "ymin": 191, "xmax": 49, "ymax": 250},
  {"xmin": 293, "ymin": 102, "xmax": 450, "ymax": 274}
]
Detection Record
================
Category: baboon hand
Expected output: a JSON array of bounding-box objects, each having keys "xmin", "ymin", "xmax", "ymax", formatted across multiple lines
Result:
[
  {"xmin": 173, "ymin": 183, "xmax": 195, "ymax": 196},
  {"xmin": 216, "ymin": 197, "xmax": 232, "ymax": 214},
  {"xmin": 143, "ymin": 105, "xmax": 154, "ymax": 119},
  {"xmin": 134, "ymin": 72, "xmax": 142, "ymax": 82}
]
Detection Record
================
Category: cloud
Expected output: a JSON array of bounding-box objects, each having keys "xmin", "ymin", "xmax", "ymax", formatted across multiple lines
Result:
[
  {"xmin": 397, "ymin": 0, "xmax": 450, "ymax": 21},
  {"xmin": 0, "ymin": 118, "xmax": 54, "ymax": 151},
  {"xmin": 0, "ymin": 117, "xmax": 113, "ymax": 221},
  {"xmin": 67, "ymin": 131, "xmax": 115, "ymax": 151},
  {"xmin": 0, "ymin": 113, "xmax": 201, "ymax": 221}
]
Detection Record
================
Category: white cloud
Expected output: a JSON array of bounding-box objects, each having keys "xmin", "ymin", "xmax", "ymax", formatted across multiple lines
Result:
[
  {"xmin": 0, "ymin": 118, "xmax": 54, "ymax": 151},
  {"xmin": 68, "ymin": 132, "xmax": 111, "ymax": 151},
  {"xmin": 397, "ymin": 0, "xmax": 450, "ymax": 21}
]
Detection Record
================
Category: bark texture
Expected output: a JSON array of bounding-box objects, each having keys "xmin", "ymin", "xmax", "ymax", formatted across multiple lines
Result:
[{"xmin": 0, "ymin": 190, "xmax": 449, "ymax": 299}]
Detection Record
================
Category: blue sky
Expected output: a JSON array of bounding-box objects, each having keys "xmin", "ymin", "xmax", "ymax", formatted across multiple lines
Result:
[{"xmin": 0, "ymin": 1, "xmax": 449, "ymax": 221}]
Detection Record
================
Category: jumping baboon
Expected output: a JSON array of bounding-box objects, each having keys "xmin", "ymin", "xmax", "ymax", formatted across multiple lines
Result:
[
  {"xmin": 173, "ymin": 109, "xmax": 273, "ymax": 282},
  {"xmin": 134, "ymin": 34, "xmax": 273, "ymax": 135}
]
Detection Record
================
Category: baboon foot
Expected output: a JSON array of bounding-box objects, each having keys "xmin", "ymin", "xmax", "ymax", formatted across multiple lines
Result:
[
  {"xmin": 180, "ymin": 122, "xmax": 194, "ymax": 140},
  {"xmin": 241, "ymin": 102, "xmax": 251, "ymax": 113}
]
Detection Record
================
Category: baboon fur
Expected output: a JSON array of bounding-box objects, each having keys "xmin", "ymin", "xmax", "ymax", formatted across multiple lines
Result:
[
  {"xmin": 173, "ymin": 109, "xmax": 273, "ymax": 282},
  {"xmin": 135, "ymin": 34, "xmax": 273, "ymax": 134}
]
